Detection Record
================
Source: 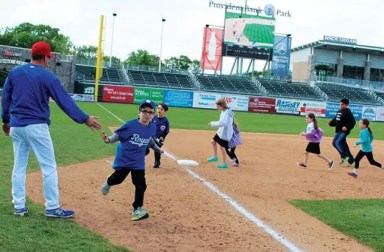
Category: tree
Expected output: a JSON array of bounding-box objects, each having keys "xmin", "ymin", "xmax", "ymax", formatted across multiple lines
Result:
[
  {"xmin": 164, "ymin": 55, "xmax": 200, "ymax": 71},
  {"xmin": 72, "ymin": 45, "xmax": 98, "ymax": 59},
  {"xmin": 0, "ymin": 22, "xmax": 72, "ymax": 54},
  {"xmin": 123, "ymin": 49, "xmax": 159, "ymax": 66}
]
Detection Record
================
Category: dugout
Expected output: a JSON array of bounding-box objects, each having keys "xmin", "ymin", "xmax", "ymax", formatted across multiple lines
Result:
[{"xmin": 290, "ymin": 36, "xmax": 384, "ymax": 87}]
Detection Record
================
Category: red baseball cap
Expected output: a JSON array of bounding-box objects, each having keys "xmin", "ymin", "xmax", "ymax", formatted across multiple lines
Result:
[{"xmin": 31, "ymin": 41, "xmax": 55, "ymax": 59}]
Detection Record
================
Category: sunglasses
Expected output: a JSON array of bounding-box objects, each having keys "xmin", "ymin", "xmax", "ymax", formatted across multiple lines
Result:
[{"xmin": 140, "ymin": 110, "xmax": 154, "ymax": 115}]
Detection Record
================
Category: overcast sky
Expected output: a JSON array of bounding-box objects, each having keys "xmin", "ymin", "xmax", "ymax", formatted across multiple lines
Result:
[{"xmin": 1, "ymin": 0, "xmax": 383, "ymax": 70}]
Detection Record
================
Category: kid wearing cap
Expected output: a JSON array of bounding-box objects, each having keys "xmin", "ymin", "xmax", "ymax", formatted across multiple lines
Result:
[
  {"xmin": 100, "ymin": 100, "xmax": 163, "ymax": 221},
  {"xmin": 151, "ymin": 102, "xmax": 170, "ymax": 168}
]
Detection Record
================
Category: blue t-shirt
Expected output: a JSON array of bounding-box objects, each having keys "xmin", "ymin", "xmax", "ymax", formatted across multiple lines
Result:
[
  {"xmin": 1, "ymin": 63, "xmax": 88, "ymax": 126},
  {"xmin": 152, "ymin": 115, "xmax": 170, "ymax": 139},
  {"xmin": 112, "ymin": 119, "xmax": 156, "ymax": 170}
]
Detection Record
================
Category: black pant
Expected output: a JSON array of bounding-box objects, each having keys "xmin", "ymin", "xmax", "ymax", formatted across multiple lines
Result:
[
  {"xmin": 107, "ymin": 169, "xmax": 147, "ymax": 209},
  {"xmin": 354, "ymin": 150, "xmax": 382, "ymax": 169},
  {"xmin": 226, "ymin": 147, "xmax": 239, "ymax": 164},
  {"xmin": 154, "ymin": 151, "xmax": 161, "ymax": 164}
]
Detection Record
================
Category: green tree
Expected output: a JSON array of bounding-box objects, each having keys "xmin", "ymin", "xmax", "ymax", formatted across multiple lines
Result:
[
  {"xmin": 123, "ymin": 49, "xmax": 159, "ymax": 66},
  {"xmin": 164, "ymin": 55, "xmax": 194, "ymax": 70},
  {"xmin": 0, "ymin": 22, "xmax": 72, "ymax": 54},
  {"xmin": 72, "ymin": 45, "xmax": 98, "ymax": 59}
]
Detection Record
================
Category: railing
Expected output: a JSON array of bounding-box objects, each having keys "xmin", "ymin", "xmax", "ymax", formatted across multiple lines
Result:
[{"xmin": 314, "ymin": 76, "xmax": 384, "ymax": 92}]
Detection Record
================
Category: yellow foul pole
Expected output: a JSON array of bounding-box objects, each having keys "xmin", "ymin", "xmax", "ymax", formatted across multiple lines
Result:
[{"xmin": 95, "ymin": 15, "xmax": 104, "ymax": 102}]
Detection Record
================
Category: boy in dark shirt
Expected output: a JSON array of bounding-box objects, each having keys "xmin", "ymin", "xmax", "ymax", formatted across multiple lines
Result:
[
  {"xmin": 329, "ymin": 98, "xmax": 356, "ymax": 166},
  {"xmin": 151, "ymin": 103, "xmax": 170, "ymax": 168}
]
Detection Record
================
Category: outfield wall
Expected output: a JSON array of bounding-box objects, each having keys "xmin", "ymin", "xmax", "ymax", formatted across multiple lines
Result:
[{"xmin": 72, "ymin": 83, "xmax": 383, "ymax": 122}]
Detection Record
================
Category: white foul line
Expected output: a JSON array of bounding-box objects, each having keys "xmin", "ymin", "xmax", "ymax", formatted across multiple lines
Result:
[{"xmin": 96, "ymin": 102, "xmax": 303, "ymax": 252}]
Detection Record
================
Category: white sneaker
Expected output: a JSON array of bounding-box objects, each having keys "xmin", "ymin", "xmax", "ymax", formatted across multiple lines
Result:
[{"xmin": 101, "ymin": 180, "xmax": 110, "ymax": 195}]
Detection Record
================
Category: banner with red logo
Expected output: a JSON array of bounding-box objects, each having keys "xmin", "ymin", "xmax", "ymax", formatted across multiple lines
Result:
[
  {"xmin": 220, "ymin": 94, "xmax": 248, "ymax": 111},
  {"xmin": 299, "ymin": 101, "xmax": 326, "ymax": 117},
  {"xmin": 248, "ymin": 97, "xmax": 276, "ymax": 113},
  {"xmin": 102, "ymin": 85, "xmax": 134, "ymax": 103},
  {"xmin": 201, "ymin": 27, "xmax": 223, "ymax": 71}
]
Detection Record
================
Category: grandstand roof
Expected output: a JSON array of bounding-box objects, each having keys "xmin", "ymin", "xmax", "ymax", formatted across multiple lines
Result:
[{"xmin": 291, "ymin": 40, "xmax": 384, "ymax": 56}]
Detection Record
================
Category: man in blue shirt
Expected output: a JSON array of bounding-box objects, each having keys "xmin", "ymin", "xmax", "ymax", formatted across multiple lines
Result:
[
  {"xmin": 100, "ymin": 100, "xmax": 163, "ymax": 221},
  {"xmin": 1, "ymin": 41, "xmax": 102, "ymax": 218}
]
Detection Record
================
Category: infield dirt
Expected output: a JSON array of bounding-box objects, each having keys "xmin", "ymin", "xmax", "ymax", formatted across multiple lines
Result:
[{"xmin": 27, "ymin": 129, "xmax": 384, "ymax": 251}]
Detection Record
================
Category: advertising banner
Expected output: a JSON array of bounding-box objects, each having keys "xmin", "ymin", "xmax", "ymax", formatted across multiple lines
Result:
[
  {"xmin": 299, "ymin": 101, "xmax": 326, "ymax": 117},
  {"xmin": 201, "ymin": 27, "xmax": 223, "ymax": 71},
  {"xmin": 376, "ymin": 107, "xmax": 384, "ymax": 121},
  {"xmin": 220, "ymin": 94, "xmax": 249, "ymax": 111},
  {"xmin": 248, "ymin": 96, "xmax": 275, "ymax": 113},
  {"xmin": 361, "ymin": 106, "xmax": 377, "ymax": 121},
  {"xmin": 325, "ymin": 102, "xmax": 362, "ymax": 120},
  {"xmin": 163, "ymin": 90, "xmax": 193, "ymax": 107},
  {"xmin": 275, "ymin": 98, "xmax": 301, "ymax": 115},
  {"xmin": 193, "ymin": 92, "xmax": 221, "ymax": 109},
  {"xmin": 102, "ymin": 85, "xmax": 134, "ymax": 103},
  {"xmin": 134, "ymin": 88, "xmax": 164, "ymax": 104},
  {"xmin": 270, "ymin": 35, "xmax": 291, "ymax": 78}
]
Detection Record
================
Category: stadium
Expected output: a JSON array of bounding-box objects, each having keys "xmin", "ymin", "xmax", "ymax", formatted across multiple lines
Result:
[{"xmin": 1, "ymin": 2, "xmax": 384, "ymax": 252}]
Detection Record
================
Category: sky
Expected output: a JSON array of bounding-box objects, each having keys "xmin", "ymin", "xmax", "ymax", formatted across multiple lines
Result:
[{"xmin": 1, "ymin": 0, "xmax": 384, "ymax": 72}]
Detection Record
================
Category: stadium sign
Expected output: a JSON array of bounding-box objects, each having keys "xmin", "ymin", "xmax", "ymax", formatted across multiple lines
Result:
[
  {"xmin": 208, "ymin": 1, "xmax": 291, "ymax": 17},
  {"xmin": 323, "ymin": 35, "xmax": 357, "ymax": 45}
]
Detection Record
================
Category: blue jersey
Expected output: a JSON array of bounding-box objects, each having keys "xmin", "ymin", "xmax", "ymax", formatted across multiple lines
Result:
[
  {"xmin": 113, "ymin": 119, "xmax": 156, "ymax": 169},
  {"xmin": 1, "ymin": 63, "xmax": 88, "ymax": 126},
  {"xmin": 152, "ymin": 115, "xmax": 170, "ymax": 139}
]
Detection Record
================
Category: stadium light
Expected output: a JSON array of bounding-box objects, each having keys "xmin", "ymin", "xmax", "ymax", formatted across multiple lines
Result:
[
  {"xmin": 109, "ymin": 12, "xmax": 117, "ymax": 68},
  {"xmin": 159, "ymin": 18, "xmax": 166, "ymax": 72}
]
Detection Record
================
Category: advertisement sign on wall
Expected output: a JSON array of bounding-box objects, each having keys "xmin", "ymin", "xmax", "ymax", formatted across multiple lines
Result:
[
  {"xmin": 376, "ymin": 107, "xmax": 384, "ymax": 121},
  {"xmin": 102, "ymin": 85, "xmax": 134, "ymax": 103},
  {"xmin": 248, "ymin": 96, "xmax": 275, "ymax": 113},
  {"xmin": 193, "ymin": 92, "xmax": 221, "ymax": 109},
  {"xmin": 325, "ymin": 102, "xmax": 362, "ymax": 120},
  {"xmin": 163, "ymin": 90, "xmax": 193, "ymax": 107},
  {"xmin": 299, "ymin": 101, "xmax": 326, "ymax": 117},
  {"xmin": 220, "ymin": 94, "xmax": 249, "ymax": 111},
  {"xmin": 275, "ymin": 98, "xmax": 301, "ymax": 115},
  {"xmin": 134, "ymin": 88, "xmax": 164, "ymax": 104},
  {"xmin": 362, "ymin": 106, "xmax": 377, "ymax": 121}
]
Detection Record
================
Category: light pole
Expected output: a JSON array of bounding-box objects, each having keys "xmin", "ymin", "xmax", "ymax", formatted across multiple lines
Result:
[
  {"xmin": 159, "ymin": 18, "xmax": 166, "ymax": 72},
  {"xmin": 109, "ymin": 12, "xmax": 117, "ymax": 67}
]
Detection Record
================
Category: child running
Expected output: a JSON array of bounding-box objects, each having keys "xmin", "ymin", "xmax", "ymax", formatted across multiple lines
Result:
[
  {"xmin": 151, "ymin": 102, "xmax": 170, "ymax": 168},
  {"xmin": 228, "ymin": 120, "xmax": 242, "ymax": 167},
  {"xmin": 100, "ymin": 100, "xmax": 163, "ymax": 221},
  {"xmin": 297, "ymin": 113, "xmax": 334, "ymax": 170},
  {"xmin": 348, "ymin": 118, "xmax": 383, "ymax": 178}
]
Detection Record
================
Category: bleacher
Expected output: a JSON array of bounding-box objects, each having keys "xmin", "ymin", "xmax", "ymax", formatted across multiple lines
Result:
[
  {"xmin": 127, "ymin": 70, "xmax": 195, "ymax": 90},
  {"xmin": 75, "ymin": 65, "xmax": 124, "ymax": 84},
  {"xmin": 316, "ymin": 82, "xmax": 381, "ymax": 105},
  {"xmin": 195, "ymin": 75, "xmax": 262, "ymax": 95},
  {"xmin": 258, "ymin": 79, "xmax": 320, "ymax": 100}
]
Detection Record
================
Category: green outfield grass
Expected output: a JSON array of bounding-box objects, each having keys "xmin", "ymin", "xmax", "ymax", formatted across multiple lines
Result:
[{"xmin": 0, "ymin": 101, "xmax": 383, "ymax": 251}]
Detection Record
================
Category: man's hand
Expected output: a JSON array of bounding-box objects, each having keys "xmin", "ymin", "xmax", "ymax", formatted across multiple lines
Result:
[
  {"xmin": 2, "ymin": 123, "xmax": 10, "ymax": 136},
  {"xmin": 342, "ymin": 126, "xmax": 347, "ymax": 131},
  {"xmin": 100, "ymin": 132, "xmax": 110, "ymax": 143},
  {"xmin": 85, "ymin": 116, "xmax": 102, "ymax": 130}
]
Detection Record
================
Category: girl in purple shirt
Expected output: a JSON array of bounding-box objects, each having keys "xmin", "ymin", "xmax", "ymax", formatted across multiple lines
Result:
[{"xmin": 297, "ymin": 113, "xmax": 334, "ymax": 170}]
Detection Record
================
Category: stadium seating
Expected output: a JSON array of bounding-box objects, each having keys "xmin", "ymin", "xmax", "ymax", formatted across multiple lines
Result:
[
  {"xmin": 316, "ymin": 82, "xmax": 381, "ymax": 105},
  {"xmin": 75, "ymin": 65, "xmax": 124, "ymax": 84},
  {"xmin": 194, "ymin": 74, "xmax": 263, "ymax": 95},
  {"xmin": 127, "ymin": 70, "xmax": 195, "ymax": 89},
  {"xmin": 258, "ymin": 79, "xmax": 320, "ymax": 100}
]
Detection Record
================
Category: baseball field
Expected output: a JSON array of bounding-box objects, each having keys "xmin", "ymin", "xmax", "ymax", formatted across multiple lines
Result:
[{"xmin": 1, "ymin": 101, "xmax": 384, "ymax": 251}]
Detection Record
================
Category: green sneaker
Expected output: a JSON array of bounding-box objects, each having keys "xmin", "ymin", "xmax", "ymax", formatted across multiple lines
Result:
[
  {"xmin": 131, "ymin": 207, "xmax": 149, "ymax": 221},
  {"xmin": 207, "ymin": 156, "xmax": 218, "ymax": 162},
  {"xmin": 217, "ymin": 163, "xmax": 229, "ymax": 169}
]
